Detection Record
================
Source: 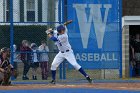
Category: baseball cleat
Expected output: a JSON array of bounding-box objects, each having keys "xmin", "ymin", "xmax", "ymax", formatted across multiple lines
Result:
[
  {"xmin": 86, "ymin": 76, "xmax": 92, "ymax": 83},
  {"xmin": 50, "ymin": 80, "xmax": 56, "ymax": 84}
]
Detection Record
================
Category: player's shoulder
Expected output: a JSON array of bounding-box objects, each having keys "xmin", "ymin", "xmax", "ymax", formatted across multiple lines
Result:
[{"xmin": 57, "ymin": 34, "xmax": 68, "ymax": 42}]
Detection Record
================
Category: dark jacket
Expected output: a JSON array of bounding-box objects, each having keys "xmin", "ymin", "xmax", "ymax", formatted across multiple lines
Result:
[{"xmin": 20, "ymin": 46, "xmax": 32, "ymax": 61}]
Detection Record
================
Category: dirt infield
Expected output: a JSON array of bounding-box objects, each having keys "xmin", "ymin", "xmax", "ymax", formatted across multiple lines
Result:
[{"xmin": 1, "ymin": 83, "xmax": 140, "ymax": 90}]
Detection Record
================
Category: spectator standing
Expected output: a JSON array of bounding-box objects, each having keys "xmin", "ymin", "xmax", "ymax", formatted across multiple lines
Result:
[
  {"xmin": 39, "ymin": 41, "xmax": 49, "ymax": 80},
  {"xmin": 132, "ymin": 34, "xmax": 140, "ymax": 77},
  {"xmin": 20, "ymin": 40, "xmax": 32, "ymax": 80},
  {"xmin": 13, "ymin": 44, "xmax": 21, "ymax": 71},
  {"xmin": 30, "ymin": 43, "xmax": 39, "ymax": 80}
]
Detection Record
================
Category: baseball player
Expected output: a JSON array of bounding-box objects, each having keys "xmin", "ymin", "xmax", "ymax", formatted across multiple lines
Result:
[
  {"xmin": 0, "ymin": 47, "xmax": 18, "ymax": 85},
  {"xmin": 46, "ymin": 20, "xmax": 92, "ymax": 84}
]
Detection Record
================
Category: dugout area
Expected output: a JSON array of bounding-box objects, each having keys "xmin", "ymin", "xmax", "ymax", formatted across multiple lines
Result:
[
  {"xmin": 129, "ymin": 25, "xmax": 140, "ymax": 77},
  {"xmin": 122, "ymin": 16, "xmax": 140, "ymax": 78}
]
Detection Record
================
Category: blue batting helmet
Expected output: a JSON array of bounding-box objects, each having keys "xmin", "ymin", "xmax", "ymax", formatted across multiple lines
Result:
[{"xmin": 57, "ymin": 25, "xmax": 65, "ymax": 33}]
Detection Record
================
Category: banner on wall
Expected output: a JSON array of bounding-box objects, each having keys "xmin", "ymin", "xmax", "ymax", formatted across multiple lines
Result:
[{"xmin": 66, "ymin": 0, "xmax": 121, "ymax": 69}]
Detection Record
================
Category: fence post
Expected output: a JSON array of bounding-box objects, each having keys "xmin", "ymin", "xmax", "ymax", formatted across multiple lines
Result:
[
  {"xmin": 61, "ymin": 0, "xmax": 67, "ymax": 80},
  {"xmin": 119, "ymin": 0, "xmax": 122, "ymax": 78},
  {"xmin": 59, "ymin": 64, "xmax": 63, "ymax": 79},
  {"xmin": 10, "ymin": 0, "xmax": 14, "ymax": 80},
  {"xmin": 58, "ymin": 0, "xmax": 63, "ymax": 80},
  {"xmin": 10, "ymin": 0, "xmax": 14, "ymax": 66},
  {"xmin": 63, "ymin": 61, "xmax": 66, "ymax": 79}
]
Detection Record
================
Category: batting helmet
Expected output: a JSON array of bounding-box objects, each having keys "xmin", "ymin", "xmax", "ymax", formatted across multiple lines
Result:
[{"xmin": 57, "ymin": 25, "xmax": 65, "ymax": 33}]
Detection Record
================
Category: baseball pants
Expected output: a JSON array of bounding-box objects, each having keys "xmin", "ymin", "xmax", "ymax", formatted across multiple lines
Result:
[{"xmin": 51, "ymin": 50, "xmax": 81, "ymax": 70}]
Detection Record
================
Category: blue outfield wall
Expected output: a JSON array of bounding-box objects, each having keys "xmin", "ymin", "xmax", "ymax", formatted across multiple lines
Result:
[{"xmin": 65, "ymin": 0, "xmax": 122, "ymax": 70}]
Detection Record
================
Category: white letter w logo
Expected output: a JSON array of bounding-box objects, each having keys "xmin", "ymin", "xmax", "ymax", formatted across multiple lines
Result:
[{"xmin": 73, "ymin": 4, "xmax": 112, "ymax": 49}]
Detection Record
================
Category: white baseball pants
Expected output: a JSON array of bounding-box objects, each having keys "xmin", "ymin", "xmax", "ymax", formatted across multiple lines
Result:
[{"xmin": 51, "ymin": 50, "xmax": 81, "ymax": 70}]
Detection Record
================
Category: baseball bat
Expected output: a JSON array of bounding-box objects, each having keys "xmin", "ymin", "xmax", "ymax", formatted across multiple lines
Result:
[
  {"xmin": 64, "ymin": 20, "xmax": 73, "ymax": 26},
  {"xmin": 46, "ymin": 20, "xmax": 73, "ymax": 34}
]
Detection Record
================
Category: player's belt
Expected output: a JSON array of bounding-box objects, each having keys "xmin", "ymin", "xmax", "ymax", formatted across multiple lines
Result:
[{"xmin": 61, "ymin": 50, "xmax": 69, "ymax": 53}]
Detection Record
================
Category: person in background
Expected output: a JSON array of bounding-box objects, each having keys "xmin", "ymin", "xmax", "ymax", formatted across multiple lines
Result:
[
  {"xmin": 130, "ymin": 36, "xmax": 136, "ymax": 77},
  {"xmin": 13, "ymin": 44, "xmax": 19, "ymax": 71},
  {"xmin": 20, "ymin": 40, "xmax": 32, "ymax": 80},
  {"xmin": 30, "ymin": 43, "xmax": 39, "ymax": 80},
  {"xmin": 39, "ymin": 41, "xmax": 49, "ymax": 80},
  {"xmin": 132, "ymin": 34, "xmax": 140, "ymax": 77}
]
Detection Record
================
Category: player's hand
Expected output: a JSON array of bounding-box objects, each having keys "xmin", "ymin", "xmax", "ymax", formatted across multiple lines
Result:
[
  {"xmin": 48, "ymin": 33, "xmax": 53, "ymax": 38},
  {"xmin": 48, "ymin": 28, "xmax": 53, "ymax": 32},
  {"xmin": 46, "ymin": 28, "xmax": 53, "ymax": 35}
]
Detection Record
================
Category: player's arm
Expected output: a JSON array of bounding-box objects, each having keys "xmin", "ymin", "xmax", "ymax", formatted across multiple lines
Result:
[
  {"xmin": 63, "ymin": 20, "xmax": 72, "ymax": 33},
  {"xmin": 46, "ymin": 28, "xmax": 58, "ymax": 42}
]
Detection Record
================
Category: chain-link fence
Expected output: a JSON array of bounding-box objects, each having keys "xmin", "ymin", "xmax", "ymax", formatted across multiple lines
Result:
[
  {"xmin": 0, "ymin": 0, "xmax": 63, "ymax": 82},
  {"xmin": 12, "ymin": 0, "xmax": 61, "ymax": 81},
  {"xmin": 0, "ymin": 0, "xmax": 124, "ymax": 84},
  {"xmin": 13, "ymin": 25, "xmax": 56, "ymax": 81}
]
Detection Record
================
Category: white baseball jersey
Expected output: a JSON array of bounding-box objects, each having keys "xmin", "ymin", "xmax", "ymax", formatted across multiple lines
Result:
[
  {"xmin": 51, "ymin": 26, "xmax": 81, "ymax": 71},
  {"xmin": 53, "ymin": 26, "xmax": 71, "ymax": 52}
]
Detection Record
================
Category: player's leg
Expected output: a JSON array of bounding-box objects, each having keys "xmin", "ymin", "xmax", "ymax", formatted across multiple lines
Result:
[
  {"xmin": 65, "ymin": 51, "xmax": 92, "ymax": 83},
  {"xmin": 50, "ymin": 52, "xmax": 65, "ymax": 84}
]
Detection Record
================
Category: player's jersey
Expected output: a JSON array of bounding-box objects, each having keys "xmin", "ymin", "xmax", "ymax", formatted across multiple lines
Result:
[{"xmin": 53, "ymin": 26, "xmax": 72, "ymax": 52}]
